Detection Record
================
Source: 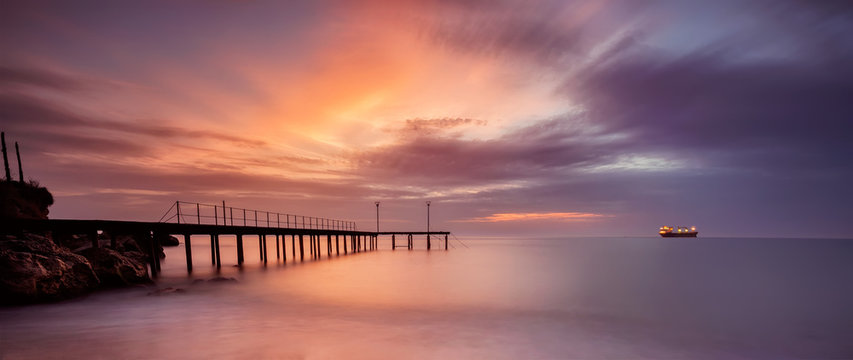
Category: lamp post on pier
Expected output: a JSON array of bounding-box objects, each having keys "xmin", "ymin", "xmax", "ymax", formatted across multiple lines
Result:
[
  {"xmin": 426, "ymin": 201, "xmax": 431, "ymax": 248},
  {"xmin": 375, "ymin": 201, "xmax": 380, "ymax": 232}
]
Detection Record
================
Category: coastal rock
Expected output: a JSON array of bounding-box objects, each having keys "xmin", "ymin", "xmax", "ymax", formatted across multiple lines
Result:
[
  {"xmin": 78, "ymin": 247, "xmax": 151, "ymax": 287},
  {"xmin": 54, "ymin": 232, "xmax": 165, "ymax": 259},
  {"xmin": 130, "ymin": 232, "xmax": 166, "ymax": 259},
  {"xmin": 158, "ymin": 234, "xmax": 180, "ymax": 247},
  {"xmin": 147, "ymin": 287, "xmax": 186, "ymax": 296},
  {"xmin": 114, "ymin": 234, "xmax": 143, "ymax": 253},
  {"xmin": 0, "ymin": 232, "xmax": 99, "ymax": 305},
  {"xmin": 53, "ymin": 233, "xmax": 93, "ymax": 252},
  {"xmin": 0, "ymin": 181, "xmax": 53, "ymax": 219},
  {"xmin": 192, "ymin": 276, "xmax": 238, "ymax": 285}
]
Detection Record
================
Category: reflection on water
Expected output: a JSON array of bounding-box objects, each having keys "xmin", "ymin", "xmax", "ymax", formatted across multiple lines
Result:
[{"xmin": 1, "ymin": 237, "xmax": 852, "ymax": 359}]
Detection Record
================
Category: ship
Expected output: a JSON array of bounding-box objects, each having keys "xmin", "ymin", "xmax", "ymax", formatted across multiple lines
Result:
[{"xmin": 659, "ymin": 225, "xmax": 698, "ymax": 237}]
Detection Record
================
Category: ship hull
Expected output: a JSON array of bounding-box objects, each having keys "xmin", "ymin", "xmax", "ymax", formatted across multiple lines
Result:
[{"xmin": 660, "ymin": 232, "xmax": 698, "ymax": 237}]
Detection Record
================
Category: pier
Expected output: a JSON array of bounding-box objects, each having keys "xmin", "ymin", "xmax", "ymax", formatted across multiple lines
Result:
[{"xmin": 1, "ymin": 200, "xmax": 451, "ymax": 276}]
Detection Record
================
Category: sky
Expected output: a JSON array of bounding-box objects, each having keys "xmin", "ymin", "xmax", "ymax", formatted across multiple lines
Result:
[{"xmin": 1, "ymin": 0, "xmax": 851, "ymax": 237}]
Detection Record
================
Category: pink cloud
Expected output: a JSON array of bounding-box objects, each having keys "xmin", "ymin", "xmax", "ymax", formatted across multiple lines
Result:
[{"xmin": 457, "ymin": 212, "xmax": 607, "ymax": 223}]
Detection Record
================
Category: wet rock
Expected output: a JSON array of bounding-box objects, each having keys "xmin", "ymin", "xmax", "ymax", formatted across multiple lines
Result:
[
  {"xmin": 114, "ymin": 234, "xmax": 143, "ymax": 253},
  {"xmin": 55, "ymin": 232, "xmax": 164, "ymax": 259},
  {"xmin": 131, "ymin": 232, "xmax": 165, "ymax": 259},
  {"xmin": 0, "ymin": 232, "xmax": 99, "ymax": 305},
  {"xmin": 158, "ymin": 234, "xmax": 180, "ymax": 247},
  {"xmin": 147, "ymin": 287, "xmax": 186, "ymax": 296},
  {"xmin": 193, "ymin": 276, "xmax": 237, "ymax": 285},
  {"xmin": 53, "ymin": 233, "xmax": 92, "ymax": 252},
  {"xmin": 78, "ymin": 247, "xmax": 151, "ymax": 287}
]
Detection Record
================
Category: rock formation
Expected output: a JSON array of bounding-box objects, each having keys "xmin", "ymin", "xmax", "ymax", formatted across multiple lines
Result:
[
  {"xmin": 1, "ymin": 180, "xmax": 159, "ymax": 305},
  {"xmin": 0, "ymin": 232, "xmax": 99, "ymax": 304}
]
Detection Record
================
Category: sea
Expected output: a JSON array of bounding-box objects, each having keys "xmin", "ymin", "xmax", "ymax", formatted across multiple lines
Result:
[{"xmin": 1, "ymin": 236, "xmax": 851, "ymax": 359}]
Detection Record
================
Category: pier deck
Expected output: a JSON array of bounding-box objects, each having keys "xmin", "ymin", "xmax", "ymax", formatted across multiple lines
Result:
[{"xmin": 2, "ymin": 202, "xmax": 451, "ymax": 276}]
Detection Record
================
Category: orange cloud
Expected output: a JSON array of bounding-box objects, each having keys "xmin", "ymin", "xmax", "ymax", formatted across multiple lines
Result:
[{"xmin": 458, "ymin": 212, "xmax": 607, "ymax": 222}]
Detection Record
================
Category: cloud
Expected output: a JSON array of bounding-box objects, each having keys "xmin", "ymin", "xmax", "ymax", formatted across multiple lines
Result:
[
  {"xmin": 0, "ymin": 92, "xmax": 263, "ymax": 150},
  {"xmin": 398, "ymin": 117, "xmax": 487, "ymax": 136},
  {"xmin": 351, "ymin": 115, "xmax": 615, "ymax": 186},
  {"xmin": 572, "ymin": 44, "xmax": 853, "ymax": 174},
  {"xmin": 457, "ymin": 212, "xmax": 607, "ymax": 222},
  {"xmin": 425, "ymin": 0, "xmax": 637, "ymax": 67},
  {"xmin": 0, "ymin": 65, "xmax": 88, "ymax": 91}
]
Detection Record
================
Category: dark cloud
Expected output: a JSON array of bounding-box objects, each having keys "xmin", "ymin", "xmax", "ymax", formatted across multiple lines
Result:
[
  {"xmin": 353, "ymin": 115, "xmax": 611, "ymax": 186},
  {"xmin": 0, "ymin": 92, "xmax": 263, "ymax": 151},
  {"xmin": 573, "ymin": 40, "xmax": 853, "ymax": 176},
  {"xmin": 0, "ymin": 65, "xmax": 88, "ymax": 91},
  {"xmin": 424, "ymin": 0, "xmax": 649, "ymax": 68}
]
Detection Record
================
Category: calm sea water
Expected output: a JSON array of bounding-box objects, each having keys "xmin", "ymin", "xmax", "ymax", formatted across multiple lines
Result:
[{"xmin": 1, "ymin": 236, "xmax": 851, "ymax": 359}]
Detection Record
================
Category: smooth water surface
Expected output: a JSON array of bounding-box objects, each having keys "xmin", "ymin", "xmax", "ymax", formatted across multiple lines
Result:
[{"xmin": 2, "ymin": 237, "xmax": 851, "ymax": 359}]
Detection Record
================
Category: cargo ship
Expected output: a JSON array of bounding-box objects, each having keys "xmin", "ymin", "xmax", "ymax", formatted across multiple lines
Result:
[{"xmin": 659, "ymin": 225, "xmax": 698, "ymax": 237}]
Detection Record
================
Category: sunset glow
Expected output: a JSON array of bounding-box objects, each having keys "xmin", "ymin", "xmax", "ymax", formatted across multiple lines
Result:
[
  {"xmin": 460, "ymin": 212, "xmax": 607, "ymax": 223},
  {"xmin": 2, "ymin": 1, "xmax": 851, "ymax": 237}
]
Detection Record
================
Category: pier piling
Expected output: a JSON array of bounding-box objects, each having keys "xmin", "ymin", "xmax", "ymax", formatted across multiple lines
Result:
[
  {"xmin": 210, "ymin": 235, "xmax": 216, "ymax": 265},
  {"xmin": 184, "ymin": 234, "xmax": 192, "ymax": 272},
  {"xmin": 262, "ymin": 234, "xmax": 268, "ymax": 263},
  {"xmin": 236, "ymin": 234, "xmax": 244, "ymax": 265},
  {"xmin": 214, "ymin": 234, "xmax": 221, "ymax": 268}
]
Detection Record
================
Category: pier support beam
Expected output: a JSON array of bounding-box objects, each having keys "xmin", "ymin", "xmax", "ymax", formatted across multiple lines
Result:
[
  {"xmin": 291, "ymin": 235, "xmax": 296, "ymax": 258},
  {"xmin": 299, "ymin": 234, "xmax": 304, "ymax": 261},
  {"xmin": 184, "ymin": 234, "xmax": 192, "ymax": 272},
  {"xmin": 148, "ymin": 231, "xmax": 159, "ymax": 276},
  {"xmin": 445, "ymin": 234, "xmax": 448, "ymax": 250},
  {"xmin": 327, "ymin": 235, "xmax": 332, "ymax": 256},
  {"xmin": 336, "ymin": 234, "xmax": 339, "ymax": 255},
  {"xmin": 214, "ymin": 234, "xmax": 221, "ymax": 268},
  {"xmin": 236, "ymin": 234, "xmax": 244, "ymax": 265},
  {"xmin": 262, "ymin": 234, "xmax": 268, "ymax": 264},
  {"xmin": 276, "ymin": 234, "xmax": 280, "ymax": 259},
  {"xmin": 392, "ymin": 234, "xmax": 395, "ymax": 250},
  {"xmin": 210, "ymin": 234, "xmax": 216, "ymax": 265},
  {"xmin": 153, "ymin": 232, "xmax": 161, "ymax": 273}
]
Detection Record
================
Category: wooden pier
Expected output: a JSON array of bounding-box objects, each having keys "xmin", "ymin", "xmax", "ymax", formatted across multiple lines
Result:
[
  {"xmin": 378, "ymin": 232, "xmax": 450, "ymax": 250},
  {"xmin": 1, "ymin": 201, "xmax": 451, "ymax": 276}
]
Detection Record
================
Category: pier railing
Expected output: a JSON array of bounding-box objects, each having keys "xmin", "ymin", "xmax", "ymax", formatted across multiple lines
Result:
[{"xmin": 157, "ymin": 201, "xmax": 357, "ymax": 231}]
